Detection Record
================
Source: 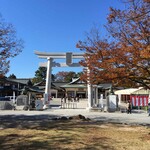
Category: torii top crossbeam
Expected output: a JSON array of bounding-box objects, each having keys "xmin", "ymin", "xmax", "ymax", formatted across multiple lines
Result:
[{"xmin": 34, "ymin": 50, "xmax": 84, "ymax": 59}]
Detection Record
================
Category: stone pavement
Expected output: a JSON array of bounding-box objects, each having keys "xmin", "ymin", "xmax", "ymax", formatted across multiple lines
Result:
[
  {"xmin": 0, "ymin": 98, "xmax": 150, "ymax": 126},
  {"xmin": 0, "ymin": 108, "xmax": 150, "ymax": 126}
]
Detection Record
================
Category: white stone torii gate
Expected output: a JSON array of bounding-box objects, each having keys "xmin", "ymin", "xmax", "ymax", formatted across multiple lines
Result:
[{"xmin": 34, "ymin": 50, "xmax": 93, "ymax": 109}]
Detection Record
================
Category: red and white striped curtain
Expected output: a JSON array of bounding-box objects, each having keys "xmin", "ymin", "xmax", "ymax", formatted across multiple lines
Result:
[{"xmin": 130, "ymin": 95, "xmax": 149, "ymax": 106}]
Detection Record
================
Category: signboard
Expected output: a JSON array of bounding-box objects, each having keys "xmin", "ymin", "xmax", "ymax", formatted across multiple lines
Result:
[
  {"xmin": 66, "ymin": 52, "xmax": 72, "ymax": 65},
  {"xmin": 108, "ymin": 95, "xmax": 117, "ymax": 110},
  {"xmin": 36, "ymin": 100, "xmax": 43, "ymax": 110}
]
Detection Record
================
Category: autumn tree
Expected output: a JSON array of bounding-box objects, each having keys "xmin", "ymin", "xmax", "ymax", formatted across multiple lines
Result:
[
  {"xmin": 55, "ymin": 71, "xmax": 81, "ymax": 82},
  {"xmin": 55, "ymin": 71, "xmax": 74, "ymax": 82},
  {"xmin": 77, "ymin": 0, "xmax": 150, "ymax": 89},
  {"xmin": 0, "ymin": 73, "xmax": 6, "ymax": 78},
  {"xmin": 0, "ymin": 15, "xmax": 23, "ymax": 74}
]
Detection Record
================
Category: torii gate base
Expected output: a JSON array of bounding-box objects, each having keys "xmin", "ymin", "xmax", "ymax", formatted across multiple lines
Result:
[{"xmin": 35, "ymin": 51, "xmax": 93, "ymax": 109}]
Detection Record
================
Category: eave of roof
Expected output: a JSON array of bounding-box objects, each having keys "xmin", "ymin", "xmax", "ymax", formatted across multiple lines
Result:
[
  {"xmin": 7, "ymin": 78, "xmax": 31, "ymax": 84},
  {"xmin": 114, "ymin": 88, "xmax": 142, "ymax": 95},
  {"xmin": 61, "ymin": 84, "xmax": 86, "ymax": 88},
  {"xmin": 68, "ymin": 78, "xmax": 80, "ymax": 85}
]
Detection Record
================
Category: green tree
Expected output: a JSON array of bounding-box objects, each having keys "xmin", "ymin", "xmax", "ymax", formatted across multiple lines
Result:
[
  {"xmin": 32, "ymin": 67, "xmax": 55, "ymax": 84},
  {"xmin": 35, "ymin": 67, "xmax": 47, "ymax": 79},
  {"xmin": 32, "ymin": 67, "xmax": 47, "ymax": 84},
  {"xmin": 76, "ymin": 72, "xmax": 83, "ymax": 78},
  {"xmin": 8, "ymin": 73, "xmax": 16, "ymax": 79},
  {"xmin": 0, "ymin": 15, "xmax": 23, "ymax": 74},
  {"xmin": 32, "ymin": 77, "xmax": 42, "ymax": 84},
  {"xmin": 27, "ymin": 79, "xmax": 33, "ymax": 87}
]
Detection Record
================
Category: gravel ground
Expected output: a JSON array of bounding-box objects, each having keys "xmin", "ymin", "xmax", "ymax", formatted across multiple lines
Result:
[
  {"xmin": 0, "ymin": 98, "xmax": 150, "ymax": 126},
  {"xmin": 0, "ymin": 108, "xmax": 150, "ymax": 126}
]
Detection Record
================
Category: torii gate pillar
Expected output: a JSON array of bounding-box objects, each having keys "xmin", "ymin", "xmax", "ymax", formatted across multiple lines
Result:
[{"xmin": 43, "ymin": 57, "xmax": 53, "ymax": 108}]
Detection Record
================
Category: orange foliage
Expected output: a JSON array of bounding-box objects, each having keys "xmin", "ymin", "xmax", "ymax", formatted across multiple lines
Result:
[{"xmin": 77, "ymin": 0, "xmax": 150, "ymax": 89}]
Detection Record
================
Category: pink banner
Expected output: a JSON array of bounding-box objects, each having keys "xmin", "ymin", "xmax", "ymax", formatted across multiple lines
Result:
[{"xmin": 130, "ymin": 95, "xmax": 148, "ymax": 106}]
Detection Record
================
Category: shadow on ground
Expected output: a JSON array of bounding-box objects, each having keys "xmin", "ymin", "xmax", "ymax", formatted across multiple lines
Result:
[{"xmin": 0, "ymin": 114, "xmax": 118, "ymax": 150}]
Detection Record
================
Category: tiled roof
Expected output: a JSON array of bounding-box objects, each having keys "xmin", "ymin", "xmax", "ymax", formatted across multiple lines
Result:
[{"xmin": 8, "ymin": 78, "xmax": 31, "ymax": 85}]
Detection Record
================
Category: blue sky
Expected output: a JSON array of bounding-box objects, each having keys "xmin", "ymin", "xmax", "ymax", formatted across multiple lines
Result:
[{"xmin": 0, "ymin": 0, "xmax": 125, "ymax": 78}]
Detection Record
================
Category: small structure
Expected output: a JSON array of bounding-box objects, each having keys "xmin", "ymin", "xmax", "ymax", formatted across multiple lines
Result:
[
  {"xmin": 15, "ymin": 86, "xmax": 44, "ymax": 110},
  {"xmin": 33, "ymin": 80, "xmax": 65, "ymax": 98},
  {"xmin": 15, "ymin": 95, "xmax": 29, "ymax": 110},
  {"xmin": 115, "ymin": 88, "xmax": 150, "ymax": 110},
  {"xmin": 0, "ymin": 97, "xmax": 13, "ymax": 110},
  {"xmin": 130, "ymin": 88, "xmax": 150, "ymax": 107},
  {"xmin": 115, "ymin": 88, "xmax": 142, "ymax": 104},
  {"xmin": 0, "ymin": 77, "xmax": 30, "ymax": 97},
  {"xmin": 105, "ymin": 86, "xmax": 117, "ymax": 112}
]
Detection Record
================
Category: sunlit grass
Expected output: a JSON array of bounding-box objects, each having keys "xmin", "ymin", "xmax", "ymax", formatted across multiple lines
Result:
[{"xmin": 0, "ymin": 120, "xmax": 150, "ymax": 150}]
